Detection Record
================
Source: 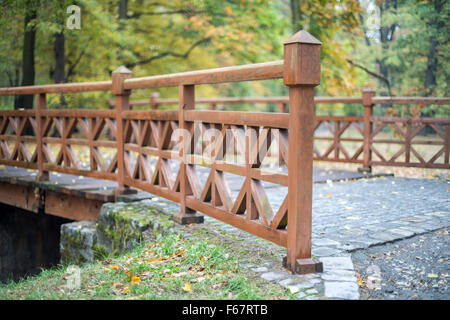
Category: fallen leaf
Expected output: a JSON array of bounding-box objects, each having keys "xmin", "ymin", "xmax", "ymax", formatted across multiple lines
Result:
[
  {"xmin": 131, "ymin": 276, "xmax": 141, "ymax": 284},
  {"xmin": 427, "ymin": 273, "xmax": 438, "ymax": 278},
  {"xmin": 357, "ymin": 276, "xmax": 364, "ymax": 286},
  {"xmin": 182, "ymin": 283, "xmax": 192, "ymax": 292},
  {"xmin": 288, "ymin": 286, "xmax": 299, "ymax": 294}
]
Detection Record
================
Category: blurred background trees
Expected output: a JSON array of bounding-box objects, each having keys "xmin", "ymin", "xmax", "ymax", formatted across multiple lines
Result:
[{"xmin": 0, "ymin": 0, "xmax": 448, "ymax": 115}]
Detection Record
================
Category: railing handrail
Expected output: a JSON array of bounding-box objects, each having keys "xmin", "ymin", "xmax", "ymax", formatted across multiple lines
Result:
[
  {"xmin": 0, "ymin": 60, "xmax": 283, "ymax": 96},
  {"xmin": 123, "ymin": 60, "xmax": 284, "ymax": 89},
  {"xmin": 0, "ymin": 81, "xmax": 112, "ymax": 96}
]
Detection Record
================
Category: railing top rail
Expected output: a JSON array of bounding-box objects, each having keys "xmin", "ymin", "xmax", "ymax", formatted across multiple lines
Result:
[
  {"xmin": 0, "ymin": 81, "xmax": 112, "ymax": 96},
  {"xmin": 372, "ymin": 97, "xmax": 450, "ymax": 105},
  {"xmin": 122, "ymin": 95, "xmax": 450, "ymax": 108},
  {"xmin": 126, "ymin": 96, "xmax": 364, "ymax": 106},
  {"xmin": 123, "ymin": 60, "xmax": 284, "ymax": 90}
]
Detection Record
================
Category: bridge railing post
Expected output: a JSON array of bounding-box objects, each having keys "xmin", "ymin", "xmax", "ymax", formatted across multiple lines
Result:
[
  {"xmin": 36, "ymin": 93, "xmax": 49, "ymax": 181},
  {"xmin": 360, "ymin": 88, "xmax": 376, "ymax": 173},
  {"xmin": 150, "ymin": 92, "xmax": 160, "ymax": 110},
  {"xmin": 112, "ymin": 66, "xmax": 135, "ymax": 196},
  {"xmin": 284, "ymin": 30, "xmax": 323, "ymax": 274},
  {"xmin": 173, "ymin": 84, "xmax": 204, "ymax": 224}
]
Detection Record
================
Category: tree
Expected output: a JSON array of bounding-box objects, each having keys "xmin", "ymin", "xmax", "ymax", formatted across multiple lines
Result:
[
  {"xmin": 288, "ymin": 0, "xmax": 363, "ymax": 96},
  {"xmin": 16, "ymin": 1, "xmax": 39, "ymax": 109},
  {"xmin": 352, "ymin": 0, "xmax": 449, "ymax": 101}
]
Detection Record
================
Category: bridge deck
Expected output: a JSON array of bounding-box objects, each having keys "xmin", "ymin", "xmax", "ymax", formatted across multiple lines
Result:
[{"xmin": 0, "ymin": 165, "xmax": 383, "ymax": 221}]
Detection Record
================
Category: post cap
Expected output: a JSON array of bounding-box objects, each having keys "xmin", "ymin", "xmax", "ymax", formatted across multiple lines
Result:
[
  {"xmin": 284, "ymin": 30, "xmax": 322, "ymax": 45},
  {"xmin": 112, "ymin": 65, "xmax": 132, "ymax": 74},
  {"xmin": 362, "ymin": 88, "xmax": 376, "ymax": 106},
  {"xmin": 112, "ymin": 66, "xmax": 132, "ymax": 95},
  {"xmin": 283, "ymin": 30, "xmax": 321, "ymax": 86}
]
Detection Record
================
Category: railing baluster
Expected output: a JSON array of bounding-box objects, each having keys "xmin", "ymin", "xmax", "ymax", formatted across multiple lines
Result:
[
  {"xmin": 112, "ymin": 66, "xmax": 134, "ymax": 196},
  {"xmin": 361, "ymin": 89, "xmax": 375, "ymax": 172},
  {"xmin": 35, "ymin": 93, "xmax": 48, "ymax": 181},
  {"xmin": 150, "ymin": 92, "xmax": 159, "ymax": 110},
  {"xmin": 173, "ymin": 84, "xmax": 203, "ymax": 224},
  {"xmin": 284, "ymin": 30, "xmax": 323, "ymax": 274},
  {"xmin": 445, "ymin": 125, "xmax": 450, "ymax": 165}
]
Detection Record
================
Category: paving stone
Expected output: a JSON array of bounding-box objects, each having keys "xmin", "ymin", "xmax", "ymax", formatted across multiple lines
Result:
[
  {"xmin": 321, "ymin": 269, "xmax": 357, "ymax": 282},
  {"xmin": 306, "ymin": 288, "xmax": 319, "ymax": 295},
  {"xmin": 295, "ymin": 292, "xmax": 307, "ymax": 299},
  {"xmin": 312, "ymin": 246, "xmax": 342, "ymax": 257},
  {"xmin": 368, "ymin": 232, "xmax": 398, "ymax": 242},
  {"xmin": 389, "ymin": 228, "xmax": 415, "ymax": 238},
  {"xmin": 313, "ymin": 238, "xmax": 340, "ymax": 247},
  {"xmin": 260, "ymin": 270, "xmax": 291, "ymax": 282},
  {"xmin": 324, "ymin": 281, "xmax": 360, "ymax": 300},
  {"xmin": 251, "ymin": 267, "xmax": 269, "ymax": 273},
  {"xmin": 319, "ymin": 257, "xmax": 354, "ymax": 272}
]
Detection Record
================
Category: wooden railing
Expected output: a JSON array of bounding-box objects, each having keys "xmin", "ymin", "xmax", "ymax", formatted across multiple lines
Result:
[
  {"xmin": 0, "ymin": 30, "xmax": 325, "ymax": 274},
  {"xmin": 115, "ymin": 92, "xmax": 450, "ymax": 170}
]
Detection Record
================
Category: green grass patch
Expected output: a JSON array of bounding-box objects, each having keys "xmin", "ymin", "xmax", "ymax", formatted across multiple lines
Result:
[{"xmin": 0, "ymin": 233, "xmax": 295, "ymax": 300}]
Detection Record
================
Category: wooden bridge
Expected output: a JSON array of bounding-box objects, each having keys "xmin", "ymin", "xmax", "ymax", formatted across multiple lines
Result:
[{"xmin": 0, "ymin": 30, "xmax": 449, "ymax": 274}]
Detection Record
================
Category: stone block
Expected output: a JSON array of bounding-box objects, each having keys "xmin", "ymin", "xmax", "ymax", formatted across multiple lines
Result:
[
  {"xmin": 324, "ymin": 281, "xmax": 359, "ymax": 300},
  {"xmin": 60, "ymin": 221, "xmax": 101, "ymax": 265},
  {"xmin": 96, "ymin": 200, "xmax": 174, "ymax": 255}
]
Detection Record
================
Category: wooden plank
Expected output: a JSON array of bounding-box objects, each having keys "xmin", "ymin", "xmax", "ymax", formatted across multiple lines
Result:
[
  {"xmin": 0, "ymin": 81, "xmax": 111, "ymax": 96},
  {"xmin": 372, "ymin": 97, "xmax": 450, "ymax": 105},
  {"xmin": 184, "ymin": 110, "xmax": 289, "ymax": 129},
  {"xmin": 124, "ymin": 60, "xmax": 284, "ymax": 89}
]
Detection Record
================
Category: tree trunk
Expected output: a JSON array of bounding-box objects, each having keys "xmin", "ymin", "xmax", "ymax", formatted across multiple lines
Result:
[
  {"xmin": 119, "ymin": 0, "xmax": 128, "ymax": 23},
  {"xmin": 425, "ymin": 39, "xmax": 438, "ymax": 96},
  {"xmin": 424, "ymin": 0, "xmax": 443, "ymax": 97},
  {"xmin": 290, "ymin": 0, "xmax": 303, "ymax": 31},
  {"xmin": 54, "ymin": 31, "xmax": 66, "ymax": 107},
  {"xmin": 376, "ymin": 0, "xmax": 397, "ymax": 98},
  {"xmin": 16, "ymin": 7, "xmax": 37, "ymax": 110}
]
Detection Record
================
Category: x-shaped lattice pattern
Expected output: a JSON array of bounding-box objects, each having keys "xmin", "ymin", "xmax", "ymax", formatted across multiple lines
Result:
[{"xmin": 313, "ymin": 118, "xmax": 364, "ymax": 163}]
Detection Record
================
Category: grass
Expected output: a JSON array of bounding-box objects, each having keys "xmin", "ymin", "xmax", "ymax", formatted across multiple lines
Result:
[{"xmin": 0, "ymin": 233, "xmax": 296, "ymax": 300}]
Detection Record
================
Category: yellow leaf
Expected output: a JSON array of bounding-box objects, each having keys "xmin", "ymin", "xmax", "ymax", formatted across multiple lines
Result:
[
  {"xmin": 131, "ymin": 276, "xmax": 141, "ymax": 284},
  {"xmin": 357, "ymin": 276, "xmax": 364, "ymax": 286},
  {"xmin": 111, "ymin": 265, "xmax": 119, "ymax": 270},
  {"xmin": 123, "ymin": 287, "xmax": 130, "ymax": 293},
  {"xmin": 325, "ymin": 193, "xmax": 331, "ymax": 197},
  {"xmin": 182, "ymin": 283, "xmax": 192, "ymax": 292},
  {"xmin": 225, "ymin": 7, "xmax": 233, "ymax": 16}
]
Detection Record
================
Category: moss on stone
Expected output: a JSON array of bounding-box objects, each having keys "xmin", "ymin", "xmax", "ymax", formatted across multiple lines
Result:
[{"xmin": 96, "ymin": 201, "xmax": 175, "ymax": 257}]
